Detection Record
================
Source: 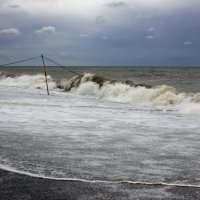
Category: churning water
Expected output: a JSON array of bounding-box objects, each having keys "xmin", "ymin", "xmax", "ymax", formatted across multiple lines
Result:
[{"xmin": 0, "ymin": 67, "xmax": 200, "ymax": 191}]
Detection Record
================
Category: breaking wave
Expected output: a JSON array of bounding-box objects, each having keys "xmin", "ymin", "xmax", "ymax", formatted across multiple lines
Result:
[
  {"xmin": 59, "ymin": 73, "xmax": 200, "ymax": 114},
  {"xmin": 0, "ymin": 73, "xmax": 57, "ymax": 90},
  {"xmin": 0, "ymin": 73, "xmax": 199, "ymax": 114}
]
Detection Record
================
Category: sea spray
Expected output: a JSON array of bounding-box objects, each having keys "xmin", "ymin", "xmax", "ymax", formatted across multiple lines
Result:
[
  {"xmin": 60, "ymin": 74, "xmax": 200, "ymax": 114},
  {"xmin": 57, "ymin": 73, "xmax": 149, "ymax": 91},
  {"xmin": 0, "ymin": 74, "xmax": 57, "ymax": 90},
  {"xmin": 0, "ymin": 73, "xmax": 199, "ymax": 114},
  {"xmin": 0, "ymin": 69, "xmax": 200, "ymax": 193}
]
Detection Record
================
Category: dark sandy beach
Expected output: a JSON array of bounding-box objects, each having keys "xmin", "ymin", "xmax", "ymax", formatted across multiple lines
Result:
[{"xmin": 0, "ymin": 168, "xmax": 200, "ymax": 200}]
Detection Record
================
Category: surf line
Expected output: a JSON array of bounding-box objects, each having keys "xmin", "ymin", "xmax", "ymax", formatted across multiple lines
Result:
[{"xmin": 0, "ymin": 164, "xmax": 200, "ymax": 189}]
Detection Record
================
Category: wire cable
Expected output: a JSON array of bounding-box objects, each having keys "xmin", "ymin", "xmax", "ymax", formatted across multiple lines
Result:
[
  {"xmin": 43, "ymin": 56, "xmax": 82, "ymax": 77},
  {"xmin": 0, "ymin": 56, "xmax": 41, "ymax": 67}
]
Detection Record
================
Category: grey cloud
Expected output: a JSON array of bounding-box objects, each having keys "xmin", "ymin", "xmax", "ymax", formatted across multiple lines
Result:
[
  {"xmin": 1, "ymin": 1, "xmax": 200, "ymax": 66},
  {"xmin": 8, "ymin": 4, "xmax": 20, "ymax": 8},
  {"xmin": 80, "ymin": 33, "xmax": 90, "ymax": 38},
  {"xmin": 100, "ymin": 36, "xmax": 108, "ymax": 40},
  {"xmin": 0, "ymin": 0, "xmax": 6, "ymax": 7},
  {"xmin": 35, "ymin": 26, "xmax": 56, "ymax": 35},
  {"xmin": 0, "ymin": 28, "xmax": 20, "ymax": 36},
  {"xmin": 148, "ymin": 27, "xmax": 155, "ymax": 32},
  {"xmin": 105, "ymin": 1, "xmax": 125, "ymax": 8},
  {"xmin": 184, "ymin": 41, "xmax": 192, "ymax": 46},
  {"xmin": 95, "ymin": 15, "xmax": 106, "ymax": 24},
  {"xmin": 146, "ymin": 35, "xmax": 154, "ymax": 39}
]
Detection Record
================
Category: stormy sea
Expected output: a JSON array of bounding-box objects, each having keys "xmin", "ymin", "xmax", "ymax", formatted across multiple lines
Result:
[{"xmin": 0, "ymin": 66, "xmax": 200, "ymax": 199}]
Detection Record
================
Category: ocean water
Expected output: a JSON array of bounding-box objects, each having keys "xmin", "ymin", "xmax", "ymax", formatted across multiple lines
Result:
[{"xmin": 0, "ymin": 66, "xmax": 200, "ymax": 197}]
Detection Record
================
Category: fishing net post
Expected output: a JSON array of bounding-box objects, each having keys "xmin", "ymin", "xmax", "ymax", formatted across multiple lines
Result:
[{"xmin": 41, "ymin": 54, "xmax": 50, "ymax": 95}]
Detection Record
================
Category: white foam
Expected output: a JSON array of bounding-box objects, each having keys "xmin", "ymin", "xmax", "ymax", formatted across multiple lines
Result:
[
  {"xmin": 177, "ymin": 103, "xmax": 200, "ymax": 114},
  {"xmin": 0, "ymin": 73, "xmax": 199, "ymax": 114},
  {"xmin": 0, "ymin": 83, "xmax": 200, "ymax": 189},
  {"xmin": 0, "ymin": 74, "xmax": 57, "ymax": 90},
  {"xmin": 0, "ymin": 164, "xmax": 199, "ymax": 188},
  {"xmin": 72, "ymin": 77, "xmax": 200, "ymax": 114}
]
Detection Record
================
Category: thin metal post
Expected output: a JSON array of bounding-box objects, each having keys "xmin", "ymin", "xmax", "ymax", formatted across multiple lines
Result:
[{"xmin": 41, "ymin": 54, "xmax": 49, "ymax": 95}]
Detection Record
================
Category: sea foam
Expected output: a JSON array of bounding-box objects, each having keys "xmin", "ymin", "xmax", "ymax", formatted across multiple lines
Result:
[
  {"xmin": 0, "ymin": 74, "xmax": 57, "ymax": 90},
  {"xmin": 61, "ymin": 74, "xmax": 200, "ymax": 114},
  {"xmin": 0, "ymin": 73, "xmax": 199, "ymax": 114}
]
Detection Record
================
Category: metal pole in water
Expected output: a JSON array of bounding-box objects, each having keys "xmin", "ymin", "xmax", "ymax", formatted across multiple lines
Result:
[{"xmin": 41, "ymin": 54, "xmax": 49, "ymax": 95}]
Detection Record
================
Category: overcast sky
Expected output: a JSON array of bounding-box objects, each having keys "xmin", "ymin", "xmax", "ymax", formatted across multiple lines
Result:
[{"xmin": 0, "ymin": 0, "xmax": 200, "ymax": 66}]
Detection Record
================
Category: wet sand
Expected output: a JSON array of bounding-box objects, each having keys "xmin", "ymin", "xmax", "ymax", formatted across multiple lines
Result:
[{"xmin": 0, "ymin": 168, "xmax": 200, "ymax": 200}]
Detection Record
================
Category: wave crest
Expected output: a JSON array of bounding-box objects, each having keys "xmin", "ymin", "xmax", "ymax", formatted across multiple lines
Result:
[
  {"xmin": 59, "ymin": 74, "xmax": 200, "ymax": 114},
  {"xmin": 0, "ymin": 73, "xmax": 199, "ymax": 114},
  {"xmin": 0, "ymin": 74, "xmax": 57, "ymax": 90}
]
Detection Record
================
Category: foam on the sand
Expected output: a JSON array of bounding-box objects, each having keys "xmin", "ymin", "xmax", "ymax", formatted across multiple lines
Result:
[{"xmin": 0, "ymin": 163, "xmax": 200, "ymax": 188}]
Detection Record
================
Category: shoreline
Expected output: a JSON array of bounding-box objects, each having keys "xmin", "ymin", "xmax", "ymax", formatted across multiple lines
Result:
[{"xmin": 1, "ymin": 168, "xmax": 200, "ymax": 200}]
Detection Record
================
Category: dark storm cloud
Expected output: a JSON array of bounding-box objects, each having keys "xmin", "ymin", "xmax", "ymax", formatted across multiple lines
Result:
[{"xmin": 0, "ymin": 0, "xmax": 200, "ymax": 66}]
